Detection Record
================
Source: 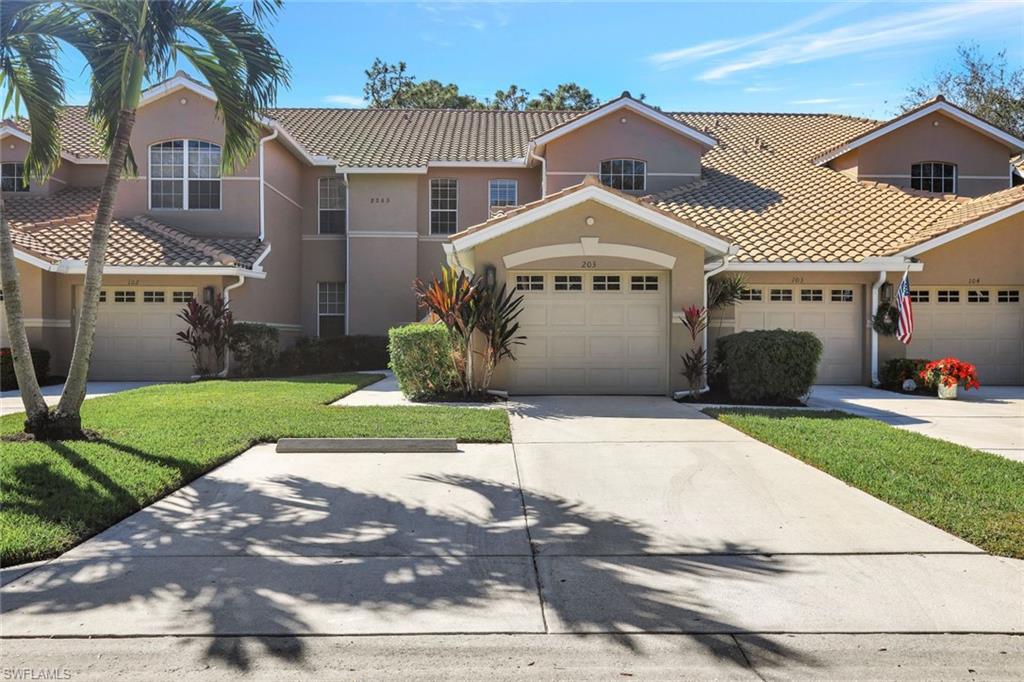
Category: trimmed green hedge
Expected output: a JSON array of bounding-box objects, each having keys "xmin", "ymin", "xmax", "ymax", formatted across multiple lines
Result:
[
  {"xmin": 1, "ymin": 347, "xmax": 51, "ymax": 391},
  {"xmin": 229, "ymin": 323, "xmax": 280, "ymax": 378},
  {"xmin": 388, "ymin": 323, "xmax": 457, "ymax": 400},
  {"xmin": 276, "ymin": 335, "xmax": 388, "ymax": 376},
  {"xmin": 715, "ymin": 330, "xmax": 822, "ymax": 403}
]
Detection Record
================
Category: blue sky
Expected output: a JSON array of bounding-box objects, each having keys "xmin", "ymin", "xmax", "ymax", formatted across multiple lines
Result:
[{"xmin": 60, "ymin": 1, "xmax": 1023, "ymax": 119}]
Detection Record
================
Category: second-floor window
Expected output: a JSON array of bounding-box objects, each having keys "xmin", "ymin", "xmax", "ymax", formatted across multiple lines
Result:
[
  {"xmin": 911, "ymin": 162, "xmax": 956, "ymax": 194},
  {"xmin": 1, "ymin": 162, "xmax": 28, "ymax": 192},
  {"xmin": 318, "ymin": 177, "xmax": 347, "ymax": 234},
  {"xmin": 488, "ymin": 179, "xmax": 518, "ymax": 214},
  {"xmin": 600, "ymin": 159, "xmax": 646, "ymax": 191},
  {"xmin": 430, "ymin": 178, "xmax": 458, "ymax": 234},
  {"xmin": 150, "ymin": 139, "xmax": 221, "ymax": 210}
]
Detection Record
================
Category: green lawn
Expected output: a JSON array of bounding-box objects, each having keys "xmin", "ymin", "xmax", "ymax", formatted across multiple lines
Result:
[
  {"xmin": 706, "ymin": 408, "xmax": 1024, "ymax": 559},
  {"xmin": 1, "ymin": 374, "xmax": 510, "ymax": 565}
]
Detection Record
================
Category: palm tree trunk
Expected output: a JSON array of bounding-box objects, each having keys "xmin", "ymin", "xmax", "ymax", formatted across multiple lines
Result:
[
  {"xmin": 50, "ymin": 108, "xmax": 136, "ymax": 438},
  {"xmin": 0, "ymin": 194, "xmax": 50, "ymax": 426}
]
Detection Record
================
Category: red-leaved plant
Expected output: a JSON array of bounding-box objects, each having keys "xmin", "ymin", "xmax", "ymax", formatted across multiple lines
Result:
[
  {"xmin": 919, "ymin": 357, "xmax": 981, "ymax": 391},
  {"xmin": 680, "ymin": 305, "xmax": 709, "ymax": 398}
]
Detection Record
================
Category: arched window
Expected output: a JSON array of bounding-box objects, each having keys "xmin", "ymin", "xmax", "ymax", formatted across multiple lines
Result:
[
  {"xmin": 599, "ymin": 159, "xmax": 646, "ymax": 191},
  {"xmin": 911, "ymin": 162, "xmax": 956, "ymax": 194},
  {"xmin": 149, "ymin": 139, "xmax": 221, "ymax": 210}
]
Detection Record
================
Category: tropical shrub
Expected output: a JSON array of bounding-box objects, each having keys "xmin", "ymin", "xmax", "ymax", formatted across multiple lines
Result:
[
  {"xmin": 679, "ymin": 304, "xmax": 708, "ymax": 397},
  {"xmin": 0, "ymin": 347, "xmax": 50, "ymax": 390},
  {"xmin": 275, "ymin": 335, "xmax": 388, "ymax": 376},
  {"xmin": 880, "ymin": 357, "xmax": 932, "ymax": 390},
  {"xmin": 715, "ymin": 329, "xmax": 823, "ymax": 403},
  {"xmin": 920, "ymin": 357, "xmax": 981, "ymax": 391},
  {"xmin": 228, "ymin": 323, "xmax": 279, "ymax": 377},
  {"xmin": 388, "ymin": 323, "xmax": 458, "ymax": 399},
  {"xmin": 475, "ymin": 283, "xmax": 525, "ymax": 391},
  {"xmin": 175, "ymin": 296, "xmax": 233, "ymax": 377}
]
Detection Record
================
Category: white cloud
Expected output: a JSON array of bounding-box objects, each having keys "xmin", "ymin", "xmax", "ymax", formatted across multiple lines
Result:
[
  {"xmin": 323, "ymin": 94, "xmax": 366, "ymax": 107},
  {"xmin": 743, "ymin": 85, "xmax": 782, "ymax": 93},
  {"xmin": 695, "ymin": 2, "xmax": 1018, "ymax": 82}
]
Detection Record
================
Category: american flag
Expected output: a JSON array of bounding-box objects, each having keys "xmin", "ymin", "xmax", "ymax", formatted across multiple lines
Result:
[{"xmin": 895, "ymin": 271, "xmax": 914, "ymax": 345}]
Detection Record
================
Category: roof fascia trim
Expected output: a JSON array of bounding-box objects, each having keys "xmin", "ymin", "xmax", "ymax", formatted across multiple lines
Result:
[
  {"xmin": 532, "ymin": 98, "xmax": 717, "ymax": 149},
  {"xmin": 895, "ymin": 200, "xmax": 1024, "ymax": 258},
  {"xmin": 720, "ymin": 260, "xmax": 923, "ymax": 272}
]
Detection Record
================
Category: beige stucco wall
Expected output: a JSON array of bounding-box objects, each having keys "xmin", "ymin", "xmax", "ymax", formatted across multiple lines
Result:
[
  {"xmin": 831, "ymin": 112, "xmax": 1014, "ymax": 197},
  {"xmin": 113, "ymin": 92, "xmax": 261, "ymax": 237},
  {"xmin": 416, "ymin": 167, "xmax": 542, "ymax": 235},
  {"xmin": 544, "ymin": 111, "xmax": 704, "ymax": 195},
  {"xmin": 0, "ymin": 135, "xmax": 71, "ymax": 194},
  {"xmin": 466, "ymin": 199, "xmax": 708, "ymax": 393}
]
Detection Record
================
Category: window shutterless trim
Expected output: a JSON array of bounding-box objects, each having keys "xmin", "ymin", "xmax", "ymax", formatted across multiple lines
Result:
[
  {"xmin": 148, "ymin": 138, "xmax": 223, "ymax": 211},
  {"xmin": 599, "ymin": 158, "xmax": 647, "ymax": 191},
  {"xmin": 318, "ymin": 176, "xmax": 347, "ymax": 234},
  {"xmin": 429, "ymin": 177, "xmax": 458, "ymax": 235},
  {"xmin": 487, "ymin": 178, "xmax": 518, "ymax": 212},
  {"xmin": 910, "ymin": 161, "xmax": 957, "ymax": 194},
  {"xmin": 1, "ymin": 162, "xmax": 29, "ymax": 192}
]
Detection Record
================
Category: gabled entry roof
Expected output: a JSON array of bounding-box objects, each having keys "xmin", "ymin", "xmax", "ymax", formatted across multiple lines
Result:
[{"xmin": 449, "ymin": 175, "xmax": 733, "ymax": 254}]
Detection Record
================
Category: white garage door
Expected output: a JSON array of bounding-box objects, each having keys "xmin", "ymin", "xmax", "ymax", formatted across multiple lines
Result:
[
  {"xmin": 733, "ymin": 285, "xmax": 863, "ymax": 384},
  {"xmin": 907, "ymin": 287, "xmax": 1023, "ymax": 385},
  {"xmin": 506, "ymin": 271, "xmax": 669, "ymax": 394},
  {"xmin": 85, "ymin": 286, "xmax": 196, "ymax": 380}
]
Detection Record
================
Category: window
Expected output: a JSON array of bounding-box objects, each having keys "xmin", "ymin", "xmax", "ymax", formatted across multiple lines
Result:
[
  {"xmin": 149, "ymin": 139, "xmax": 221, "ymax": 210},
  {"xmin": 997, "ymin": 290, "xmax": 1020, "ymax": 303},
  {"xmin": 630, "ymin": 275, "xmax": 659, "ymax": 291},
  {"xmin": 317, "ymin": 282, "xmax": 345, "ymax": 338},
  {"xmin": 488, "ymin": 179, "xmax": 518, "ymax": 213},
  {"xmin": 738, "ymin": 288, "xmax": 762, "ymax": 301},
  {"xmin": 429, "ymin": 178, "xmax": 458, "ymax": 234},
  {"xmin": 143, "ymin": 291, "xmax": 165, "ymax": 303},
  {"xmin": 114, "ymin": 291, "xmax": 136, "ymax": 303},
  {"xmin": 831, "ymin": 289, "xmax": 854, "ymax": 302},
  {"xmin": 937, "ymin": 290, "xmax": 959, "ymax": 303},
  {"xmin": 801, "ymin": 289, "xmax": 823, "ymax": 302},
  {"xmin": 909, "ymin": 290, "xmax": 929, "ymax": 303},
  {"xmin": 554, "ymin": 275, "xmax": 583, "ymax": 291},
  {"xmin": 318, "ymin": 176, "xmax": 347, "ymax": 234},
  {"xmin": 967, "ymin": 290, "xmax": 990, "ymax": 303},
  {"xmin": 515, "ymin": 275, "xmax": 544, "ymax": 291},
  {"xmin": 599, "ymin": 159, "xmax": 646, "ymax": 191},
  {"xmin": 592, "ymin": 275, "xmax": 621, "ymax": 291},
  {"xmin": 98, "ymin": 290, "xmax": 106, "ymax": 303},
  {"xmin": 172, "ymin": 291, "xmax": 192, "ymax": 303},
  {"xmin": 911, "ymin": 162, "xmax": 956, "ymax": 193},
  {"xmin": 770, "ymin": 288, "xmax": 793, "ymax": 302},
  {"xmin": 1, "ymin": 162, "xmax": 28, "ymax": 192}
]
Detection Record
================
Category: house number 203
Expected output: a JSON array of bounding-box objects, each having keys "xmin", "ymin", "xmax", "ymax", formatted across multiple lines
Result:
[{"xmin": 580, "ymin": 260, "xmax": 598, "ymax": 269}]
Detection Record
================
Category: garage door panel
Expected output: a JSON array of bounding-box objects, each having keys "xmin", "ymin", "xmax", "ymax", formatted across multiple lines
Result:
[
  {"xmin": 628, "ymin": 336, "xmax": 661, "ymax": 360},
  {"xmin": 766, "ymin": 312, "xmax": 796, "ymax": 329},
  {"xmin": 589, "ymin": 336, "xmax": 624, "ymax": 359},
  {"xmin": 626, "ymin": 303, "xmax": 662, "ymax": 327},
  {"xmin": 549, "ymin": 335, "xmax": 586, "ymax": 357},
  {"xmin": 590, "ymin": 368, "xmax": 625, "ymax": 387},
  {"xmin": 520, "ymin": 306, "xmax": 548, "ymax": 326},
  {"xmin": 517, "ymin": 337, "xmax": 548, "ymax": 359},
  {"xmin": 590, "ymin": 304, "xmax": 626, "ymax": 326},
  {"xmin": 551, "ymin": 304, "xmax": 587, "ymax": 325},
  {"xmin": 796, "ymin": 312, "xmax": 825, "ymax": 329},
  {"xmin": 628, "ymin": 368, "xmax": 662, "ymax": 390}
]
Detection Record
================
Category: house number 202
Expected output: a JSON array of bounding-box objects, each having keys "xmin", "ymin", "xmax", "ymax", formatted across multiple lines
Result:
[{"xmin": 580, "ymin": 260, "xmax": 597, "ymax": 269}]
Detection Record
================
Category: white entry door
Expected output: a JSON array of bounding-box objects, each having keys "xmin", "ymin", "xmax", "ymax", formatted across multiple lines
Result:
[
  {"xmin": 506, "ymin": 271, "xmax": 669, "ymax": 394},
  {"xmin": 84, "ymin": 286, "xmax": 196, "ymax": 380},
  {"xmin": 733, "ymin": 285, "xmax": 864, "ymax": 384}
]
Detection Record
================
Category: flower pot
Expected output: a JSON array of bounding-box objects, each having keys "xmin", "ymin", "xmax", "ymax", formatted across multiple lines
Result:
[{"xmin": 938, "ymin": 382, "xmax": 958, "ymax": 400}]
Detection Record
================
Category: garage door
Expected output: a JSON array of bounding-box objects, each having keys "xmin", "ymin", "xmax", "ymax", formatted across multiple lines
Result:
[
  {"xmin": 85, "ymin": 286, "xmax": 196, "ymax": 380},
  {"xmin": 906, "ymin": 287, "xmax": 1023, "ymax": 385},
  {"xmin": 506, "ymin": 271, "xmax": 669, "ymax": 394},
  {"xmin": 733, "ymin": 285, "xmax": 863, "ymax": 384}
]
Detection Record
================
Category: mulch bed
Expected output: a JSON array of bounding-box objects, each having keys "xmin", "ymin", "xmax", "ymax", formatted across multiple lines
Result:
[{"xmin": 677, "ymin": 385, "xmax": 806, "ymax": 407}]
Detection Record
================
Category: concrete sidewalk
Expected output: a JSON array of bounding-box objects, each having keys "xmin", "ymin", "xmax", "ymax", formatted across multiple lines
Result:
[
  {"xmin": 1, "ymin": 381, "xmax": 160, "ymax": 416},
  {"xmin": 808, "ymin": 385, "xmax": 1024, "ymax": 462}
]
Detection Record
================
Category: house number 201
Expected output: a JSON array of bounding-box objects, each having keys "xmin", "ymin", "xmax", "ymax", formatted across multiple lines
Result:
[{"xmin": 580, "ymin": 260, "xmax": 597, "ymax": 269}]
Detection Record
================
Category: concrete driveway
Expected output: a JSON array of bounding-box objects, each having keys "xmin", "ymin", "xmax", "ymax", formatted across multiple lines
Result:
[
  {"xmin": 809, "ymin": 385, "xmax": 1024, "ymax": 462},
  {"xmin": 3, "ymin": 396, "xmax": 1022, "ymax": 677}
]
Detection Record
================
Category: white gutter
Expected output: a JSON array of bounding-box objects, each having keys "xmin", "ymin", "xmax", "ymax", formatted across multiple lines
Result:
[
  {"xmin": 343, "ymin": 171, "xmax": 350, "ymax": 335},
  {"xmin": 258, "ymin": 128, "xmax": 279, "ymax": 241},
  {"xmin": 870, "ymin": 270, "xmax": 887, "ymax": 386},
  {"xmin": 528, "ymin": 143, "xmax": 547, "ymax": 197},
  {"xmin": 220, "ymin": 274, "xmax": 247, "ymax": 377}
]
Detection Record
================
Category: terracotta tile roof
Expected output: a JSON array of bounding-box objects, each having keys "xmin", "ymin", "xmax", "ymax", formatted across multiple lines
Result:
[
  {"xmin": 5, "ymin": 188, "xmax": 266, "ymax": 268},
  {"xmin": 265, "ymin": 108, "xmax": 578, "ymax": 166},
  {"xmin": 452, "ymin": 173, "xmax": 731, "ymax": 244},
  {"xmin": 8, "ymin": 107, "xmax": 105, "ymax": 160}
]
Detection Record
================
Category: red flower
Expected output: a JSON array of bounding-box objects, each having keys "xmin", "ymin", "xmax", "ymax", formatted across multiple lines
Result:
[{"xmin": 919, "ymin": 357, "xmax": 981, "ymax": 391}]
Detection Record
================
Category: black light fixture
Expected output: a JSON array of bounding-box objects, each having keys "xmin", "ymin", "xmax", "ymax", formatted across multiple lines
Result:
[
  {"xmin": 880, "ymin": 282, "xmax": 894, "ymax": 302},
  {"xmin": 483, "ymin": 264, "xmax": 497, "ymax": 290},
  {"xmin": 203, "ymin": 285, "xmax": 216, "ymax": 305}
]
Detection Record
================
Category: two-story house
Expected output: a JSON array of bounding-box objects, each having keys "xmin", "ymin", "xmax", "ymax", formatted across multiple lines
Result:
[{"xmin": 2, "ymin": 73, "xmax": 1022, "ymax": 393}]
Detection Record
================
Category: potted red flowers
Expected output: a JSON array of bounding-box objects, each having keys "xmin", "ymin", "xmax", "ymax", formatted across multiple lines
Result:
[{"xmin": 919, "ymin": 357, "xmax": 981, "ymax": 400}]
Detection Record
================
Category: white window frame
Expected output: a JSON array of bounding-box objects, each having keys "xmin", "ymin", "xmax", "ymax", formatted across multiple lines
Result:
[
  {"xmin": 997, "ymin": 290, "xmax": 1020, "ymax": 303},
  {"xmin": 316, "ymin": 281, "xmax": 345, "ymax": 337},
  {"xmin": 738, "ymin": 288, "xmax": 762, "ymax": 301},
  {"xmin": 630, "ymin": 275, "xmax": 660, "ymax": 292},
  {"xmin": 592, "ymin": 274, "xmax": 621, "ymax": 292},
  {"xmin": 148, "ymin": 139, "xmax": 223, "ymax": 211},
  {"xmin": 515, "ymin": 274, "xmax": 544, "ymax": 292},
  {"xmin": 318, "ymin": 176, "xmax": 347, "ymax": 234},
  {"xmin": 910, "ymin": 161, "xmax": 957, "ymax": 194},
  {"xmin": 599, "ymin": 159, "xmax": 647, "ymax": 191},
  {"xmin": 488, "ymin": 179, "xmax": 518, "ymax": 215},
  {"xmin": 1, "ymin": 162, "xmax": 29, "ymax": 192},
  {"xmin": 429, "ymin": 178, "xmax": 458, "ymax": 235},
  {"xmin": 553, "ymin": 274, "xmax": 583, "ymax": 292}
]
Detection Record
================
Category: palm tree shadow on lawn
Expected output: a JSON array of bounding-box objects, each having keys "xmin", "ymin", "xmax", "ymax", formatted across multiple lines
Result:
[{"xmin": 2, "ymin": 465, "xmax": 817, "ymax": 673}]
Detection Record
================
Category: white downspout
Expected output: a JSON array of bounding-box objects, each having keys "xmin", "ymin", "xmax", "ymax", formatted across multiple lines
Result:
[
  {"xmin": 342, "ymin": 171, "xmax": 350, "ymax": 335},
  {"xmin": 673, "ymin": 253, "xmax": 733, "ymax": 399},
  {"xmin": 870, "ymin": 270, "xmax": 887, "ymax": 386},
  {"xmin": 219, "ymin": 275, "xmax": 246, "ymax": 377},
  {"xmin": 528, "ymin": 143, "xmax": 547, "ymax": 197},
  {"xmin": 258, "ymin": 128, "xmax": 278, "ymax": 241}
]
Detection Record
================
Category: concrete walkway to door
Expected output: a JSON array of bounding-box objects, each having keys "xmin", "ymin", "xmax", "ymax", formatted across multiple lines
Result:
[{"xmin": 3, "ymin": 394, "xmax": 1022, "ymax": 677}]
